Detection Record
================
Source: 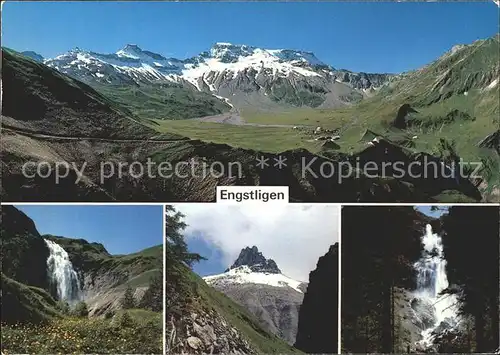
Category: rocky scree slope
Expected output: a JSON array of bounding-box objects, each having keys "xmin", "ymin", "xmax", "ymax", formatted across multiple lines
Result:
[{"xmin": 203, "ymin": 246, "xmax": 307, "ymax": 345}]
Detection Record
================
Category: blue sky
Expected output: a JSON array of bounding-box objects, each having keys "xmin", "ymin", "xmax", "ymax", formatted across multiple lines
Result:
[
  {"xmin": 2, "ymin": 2, "xmax": 498, "ymax": 73},
  {"xmin": 188, "ymin": 234, "xmax": 227, "ymax": 277},
  {"xmin": 14, "ymin": 205, "xmax": 163, "ymax": 255},
  {"xmin": 416, "ymin": 206, "xmax": 449, "ymax": 218}
]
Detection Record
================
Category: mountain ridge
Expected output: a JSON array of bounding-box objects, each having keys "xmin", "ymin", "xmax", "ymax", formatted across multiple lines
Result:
[{"xmin": 37, "ymin": 42, "xmax": 393, "ymax": 110}]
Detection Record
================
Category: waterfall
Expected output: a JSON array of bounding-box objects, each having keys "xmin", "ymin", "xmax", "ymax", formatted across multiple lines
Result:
[
  {"xmin": 412, "ymin": 224, "xmax": 460, "ymax": 349},
  {"xmin": 44, "ymin": 239, "xmax": 81, "ymax": 303}
]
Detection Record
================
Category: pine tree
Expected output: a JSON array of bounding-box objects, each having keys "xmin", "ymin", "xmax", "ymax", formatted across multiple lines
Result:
[
  {"xmin": 166, "ymin": 205, "xmax": 205, "ymax": 267},
  {"xmin": 122, "ymin": 285, "xmax": 136, "ymax": 309},
  {"xmin": 166, "ymin": 205, "xmax": 205, "ymax": 318}
]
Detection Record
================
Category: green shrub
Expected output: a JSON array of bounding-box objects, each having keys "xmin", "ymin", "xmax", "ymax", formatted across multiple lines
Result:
[{"xmin": 72, "ymin": 301, "xmax": 89, "ymax": 318}]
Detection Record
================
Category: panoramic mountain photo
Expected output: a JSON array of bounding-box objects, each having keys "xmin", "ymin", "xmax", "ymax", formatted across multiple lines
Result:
[
  {"xmin": 341, "ymin": 205, "xmax": 500, "ymax": 353},
  {"xmin": 166, "ymin": 204, "xmax": 339, "ymax": 354},
  {"xmin": 1, "ymin": 1, "xmax": 499, "ymax": 202},
  {"xmin": 1, "ymin": 205, "xmax": 164, "ymax": 354}
]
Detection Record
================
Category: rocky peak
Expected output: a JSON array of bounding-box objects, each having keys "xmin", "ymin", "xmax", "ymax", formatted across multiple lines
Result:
[
  {"xmin": 209, "ymin": 42, "xmax": 256, "ymax": 63},
  {"xmin": 226, "ymin": 246, "xmax": 281, "ymax": 274},
  {"xmin": 118, "ymin": 44, "xmax": 142, "ymax": 55},
  {"xmin": 116, "ymin": 44, "xmax": 167, "ymax": 61}
]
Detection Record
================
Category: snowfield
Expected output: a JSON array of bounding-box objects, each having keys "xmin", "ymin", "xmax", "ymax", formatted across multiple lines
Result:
[{"xmin": 203, "ymin": 265, "xmax": 305, "ymax": 293}]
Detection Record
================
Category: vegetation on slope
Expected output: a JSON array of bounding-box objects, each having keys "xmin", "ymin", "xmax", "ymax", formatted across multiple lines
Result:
[
  {"xmin": 166, "ymin": 205, "xmax": 301, "ymax": 354},
  {"xmin": 1, "ymin": 273, "xmax": 61, "ymax": 324},
  {"xmin": 93, "ymin": 82, "xmax": 231, "ymax": 120},
  {"xmin": 0, "ymin": 206, "xmax": 50, "ymax": 290}
]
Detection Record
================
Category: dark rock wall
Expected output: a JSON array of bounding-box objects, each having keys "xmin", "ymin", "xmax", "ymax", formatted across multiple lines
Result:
[{"xmin": 295, "ymin": 243, "xmax": 338, "ymax": 353}]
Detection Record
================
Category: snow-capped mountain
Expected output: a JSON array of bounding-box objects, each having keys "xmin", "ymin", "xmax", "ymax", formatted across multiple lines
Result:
[
  {"xmin": 39, "ymin": 43, "xmax": 393, "ymax": 110},
  {"xmin": 203, "ymin": 246, "xmax": 307, "ymax": 344}
]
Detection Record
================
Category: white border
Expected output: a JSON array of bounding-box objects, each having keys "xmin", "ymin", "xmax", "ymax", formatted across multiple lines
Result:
[
  {"xmin": 162, "ymin": 203, "xmax": 167, "ymax": 355},
  {"xmin": 3, "ymin": 202, "xmax": 497, "ymax": 206},
  {"xmin": 338, "ymin": 205, "xmax": 342, "ymax": 354}
]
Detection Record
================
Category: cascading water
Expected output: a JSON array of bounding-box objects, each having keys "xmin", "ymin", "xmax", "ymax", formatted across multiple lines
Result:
[
  {"xmin": 412, "ymin": 224, "xmax": 460, "ymax": 350},
  {"xmin": 44, "ymin": 239, "xmax": 81, "ymax": 303}
]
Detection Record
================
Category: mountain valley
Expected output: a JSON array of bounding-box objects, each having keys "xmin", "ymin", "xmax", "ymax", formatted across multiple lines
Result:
[{"xmin": 2, "ymin": 34, "xmax": 498, "ymax": 202}]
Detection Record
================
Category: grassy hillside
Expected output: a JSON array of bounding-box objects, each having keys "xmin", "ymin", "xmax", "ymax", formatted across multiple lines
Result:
[
  {"xmin": 1, "ymin": 273, "xmax": 61, "ymax": 324},
  {"xmin": 1, "ymin": 48, "xmax": 157, "ymax": 139},
  {"xmin": 0, "ymin": 206, "xmax": 50, "ymax": 290}
]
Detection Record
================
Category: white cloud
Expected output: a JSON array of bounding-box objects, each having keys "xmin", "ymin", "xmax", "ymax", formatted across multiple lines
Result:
[{"xmin": 170, "ymin": 204, "xmax": 339, "ymax": 281}]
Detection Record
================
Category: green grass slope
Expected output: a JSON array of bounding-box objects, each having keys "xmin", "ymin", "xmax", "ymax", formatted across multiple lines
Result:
[
  {"xmin": 1, "ymin": 48, "xmax": 157, "ymax": 139},
  {"xmin": 1, "ymin": 273, "xmax": 61, "ymax": 324}
]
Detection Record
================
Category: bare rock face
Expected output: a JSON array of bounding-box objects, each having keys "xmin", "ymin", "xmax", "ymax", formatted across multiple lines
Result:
[
  {"xmin": 225, "ymin": 246, "xmax": 281, "ymax": 274},
  {"xmin": 295, "ymin": 244, "xmax": 338, "ymax": 353},
  {"xmin": 215, "ymin": 283, "xmax": 303, "ymax": 345},
  {"xmin": 167, "ymin": 309, "xmax": 257, "ymax": 354}
]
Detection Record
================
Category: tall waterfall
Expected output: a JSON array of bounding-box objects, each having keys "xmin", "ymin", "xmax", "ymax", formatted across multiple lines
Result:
[
  {"xmin": 44, "ymin": 239, "xmax": 81, "ymax": 303},
  {"xmin": 413, "ymin": 224, "xmax": 460, "ymax": 348}
]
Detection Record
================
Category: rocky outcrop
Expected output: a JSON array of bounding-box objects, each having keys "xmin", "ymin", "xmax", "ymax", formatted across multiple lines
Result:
[
  {"xmin": 167, "ymin": 309, "xmax": 257, "ymax": 354},
  {"xmin": 478, "ymin": 130, "xmax": 500, "ymax": 154},
  {"xmin": 295, "ymin": 244, "xmax": 338, "ymax": 353}
]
